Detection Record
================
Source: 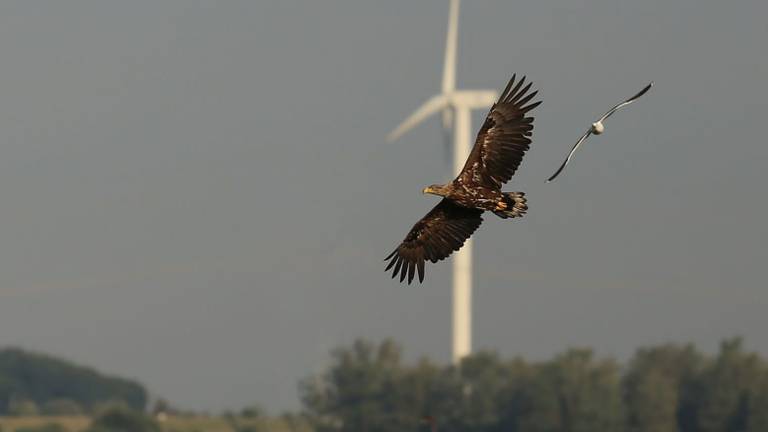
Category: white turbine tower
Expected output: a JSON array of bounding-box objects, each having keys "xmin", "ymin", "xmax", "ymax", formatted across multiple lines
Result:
[{"xmin": 387, "ymin": 0, "xmax": 497, "ymax": 364}]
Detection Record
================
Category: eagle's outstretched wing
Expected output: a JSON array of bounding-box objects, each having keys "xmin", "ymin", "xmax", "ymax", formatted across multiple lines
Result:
[
  {"xmin": 385, "ymin": 199, "xmax": 483, "ymax": 284},
  {"xmin": 457, "ymin": 75, "xmax": 541, "ymax": 189}
]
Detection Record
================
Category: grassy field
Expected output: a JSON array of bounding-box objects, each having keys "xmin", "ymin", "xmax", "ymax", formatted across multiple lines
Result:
[
  {"xmin": 0, "ymin": 415, "xmax": 311, "ymax": 432},
  {"xmin": 0, "ymin": 416, "xmax": 89, "ymax": 431}
]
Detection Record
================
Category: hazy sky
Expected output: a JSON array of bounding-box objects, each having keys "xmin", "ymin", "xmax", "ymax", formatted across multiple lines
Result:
[{"xmin": 0, "ymin": 0, "xmax": 766, "ymax": 412}]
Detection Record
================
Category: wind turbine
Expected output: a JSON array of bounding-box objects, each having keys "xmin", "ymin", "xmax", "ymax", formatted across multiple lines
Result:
[{"xmin": 387, "ymin": 0, "xmax": 497, "ymax": 364}]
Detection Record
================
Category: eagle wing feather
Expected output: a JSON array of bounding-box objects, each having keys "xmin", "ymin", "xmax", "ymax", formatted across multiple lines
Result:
[
  {"xmin": 385, "ymin": 199, "xmax": 483, "ymax": 284},
  {"xmin": 457, "ymin": 75, "xmax": 540, "ymax": 189}
]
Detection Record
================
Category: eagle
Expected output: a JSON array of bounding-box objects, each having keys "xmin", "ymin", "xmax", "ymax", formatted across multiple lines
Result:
[{"xmin": 385, "ymin": 74, "xmax": 540, "ymax": 284}]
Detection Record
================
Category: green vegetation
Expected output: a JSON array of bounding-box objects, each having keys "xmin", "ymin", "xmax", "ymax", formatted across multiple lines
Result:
[
  {"xmin": 0, "ymin": 349, "xmax": 147, "ymax": 415},
  {"xmin": 40, "ymin": 401, "xmax": 83, "ymax": 417},
  {"xmin": 301, "ymin": 338, "xmax": 768, "ymax": 432},
  {"xmin": 1, "ymin": 339, "xmax": 766, "ymax": 432},
  {"xmin": 84, "ymin": 406, "xmax": 160, "ymax": 432},
  {"xmin": 14, "ymin": 423, "xmax": 68, "ymax": 432},
  {"xmin": 0, "ymin": 416, "xmax": 88, "ymax": 432},
  {"xmin": 0, "ymin": 414, "xmax": 310, "ymax": 432}
]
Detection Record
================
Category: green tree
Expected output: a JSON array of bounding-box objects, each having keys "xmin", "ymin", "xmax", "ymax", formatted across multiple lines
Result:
[
  {"xmin": 301, "ymin": 338, "xmax": 768, "ymax": 432},
  {"xmin": 240, "ymin": 403, "xmax": 265, "ymax": 419},
  {"xmin": 386, "ymin": 357, "xmax": 458, "ymax": 430},
  {"xmin": 623, "ymin": 344, "xmax": 704, "ymax": 432},
  {"xmin": 41, "ymin": 398, "xmax": 84, "ymax": 416},
  {"xmin": 624, "ymin": 369, "xmax": 678, "ymax": 432},
  {"xmin": 85, "ymin": 405, "xmax": 160, "ymax": 432},
  {"xmin": 0, "ymin": 348, "xmax": 147, "ymax": 413},
  {"xmin": 91, "ymin": 400, "xmax": 132, "ymax": 416},
  {"xmin": 511, "ymin": 349, "xmax": 624, "ymax": 432},
  {"xmin": 7, "ymin": 397, "xmax": 39, "ymax": 416},
  {"xmin": 745, "ymin": 368, "xmax": 768, "ymax": 431},
  {"xmin": 301, "ymin": 339, "xmax": 415, "ymax": 432},
  {"xmin": 449, "ymin": 352, "xmax": 531, "ymax": 432},
  {"xmin": 695, "ymin": 338, "xmax": 764, "ymax": 432}
]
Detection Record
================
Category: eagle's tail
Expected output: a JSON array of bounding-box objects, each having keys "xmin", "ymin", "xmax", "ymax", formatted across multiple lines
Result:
[{"xmin": 493, "ymin": 192, "xmax": 528, "ymax": 219}]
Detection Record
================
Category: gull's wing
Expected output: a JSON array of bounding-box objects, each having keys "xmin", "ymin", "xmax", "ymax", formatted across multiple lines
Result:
[
  {"xmin": 547, "ymin": 128, "xmax": 593, "ymax": 182},
  {"xmin": 547, "ymin": 82, "xmax": 653, "ymax": 182},
  {"xmin": 598, "ymin": 82, "xmax": 654, "ymax": 123}
]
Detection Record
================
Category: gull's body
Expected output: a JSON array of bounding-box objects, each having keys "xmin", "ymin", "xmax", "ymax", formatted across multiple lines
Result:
[{"xmin": 548, "ymin": 82, "xmax": 653, "ymax": 182}]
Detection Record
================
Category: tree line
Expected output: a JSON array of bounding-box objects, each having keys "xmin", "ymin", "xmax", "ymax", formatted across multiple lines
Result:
[
  {"xmin": 300, "ymin": 338, "xmax": 768, "ymax": 432},
  {"xmin": 0, "ymin": 348, "xmax": 147, "ymax": 415}
]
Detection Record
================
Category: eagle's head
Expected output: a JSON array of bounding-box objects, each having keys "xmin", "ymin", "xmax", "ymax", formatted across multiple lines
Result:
[{"xmin": 423, "ymin": 184, "xmax": 451, "ymax": 197}]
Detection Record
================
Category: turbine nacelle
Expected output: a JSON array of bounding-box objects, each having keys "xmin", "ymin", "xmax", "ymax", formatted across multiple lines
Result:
[{"xmin": 447, "ymin": 90, "xmax": 498, "ymax": 109}]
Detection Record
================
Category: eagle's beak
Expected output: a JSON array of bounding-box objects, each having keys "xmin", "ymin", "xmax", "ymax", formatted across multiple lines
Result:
[{"xmin": 422, "ymin": 186, "xmax": 431, "ymax": 194}]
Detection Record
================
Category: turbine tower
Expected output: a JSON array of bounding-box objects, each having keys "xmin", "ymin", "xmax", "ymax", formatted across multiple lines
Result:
[{"xmin": 387, "ymin": 0, "xmax": 497, "ymax": 364}]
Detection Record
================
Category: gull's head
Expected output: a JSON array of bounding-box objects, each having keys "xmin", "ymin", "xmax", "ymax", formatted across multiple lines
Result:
[{"xmin": 591, "ymin": 121, "xmax": 605, "ymax": 135}]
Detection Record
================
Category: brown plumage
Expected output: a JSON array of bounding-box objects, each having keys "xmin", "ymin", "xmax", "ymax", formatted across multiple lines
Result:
[{"xmin": 386, "ymin": 74, "xmax": 540, "ymax": 283}]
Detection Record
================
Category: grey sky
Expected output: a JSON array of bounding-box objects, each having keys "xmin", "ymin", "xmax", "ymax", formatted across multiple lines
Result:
[{"xmin": 0, "ymin": 0, "xmax": 766, "ymax": 412}]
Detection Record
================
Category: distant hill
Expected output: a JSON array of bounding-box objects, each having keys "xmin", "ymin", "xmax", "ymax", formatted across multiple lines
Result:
[{"xmin": 0, "ymin": 348, "xmax": 147, "ymax": 414}]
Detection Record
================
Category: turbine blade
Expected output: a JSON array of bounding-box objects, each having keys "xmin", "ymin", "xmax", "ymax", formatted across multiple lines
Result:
[
  {"xmin": 442, "ymin": 0, "xmax": 459, "ymax": 94},
  {"xmin": 387, "ymin": 94, "xmax": 450, "ymax": 142}
]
